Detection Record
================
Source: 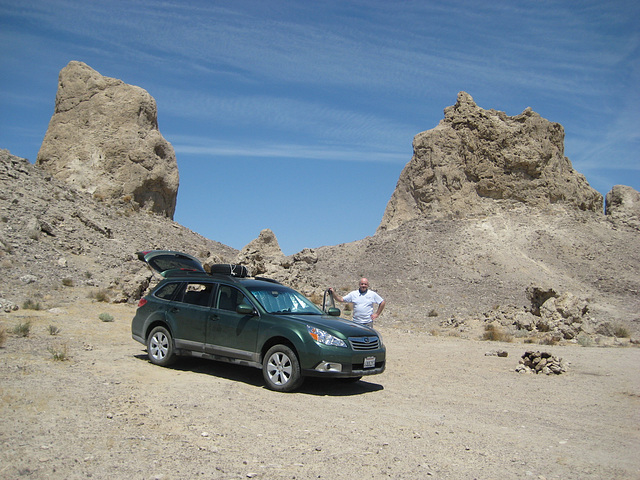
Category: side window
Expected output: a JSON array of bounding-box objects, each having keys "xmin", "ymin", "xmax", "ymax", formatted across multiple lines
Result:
[
  {"xmin": 216, "ymin": 285, "xmax": 249, "ymax": 312},
  {"xmin": 154, "ymin": 282, "xmax": 183, "ymax": 301},
  {"xmin": 180, "ymin": 283, "xmax": 214, "ymax": 307}
]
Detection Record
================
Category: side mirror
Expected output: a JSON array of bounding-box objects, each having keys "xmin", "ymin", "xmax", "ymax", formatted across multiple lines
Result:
[
  {"xmin": 327, "ymin": 307, "xmax": 341, "ymax": 317},
  {"xmin": 236, "ymin": 303, "xmax": 256, "ymax": 315}
]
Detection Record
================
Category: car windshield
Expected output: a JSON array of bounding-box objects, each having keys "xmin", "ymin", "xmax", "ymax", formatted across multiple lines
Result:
[{"xmin": 247, "ymin": 285, "xmax": 323, "ymax": 315}]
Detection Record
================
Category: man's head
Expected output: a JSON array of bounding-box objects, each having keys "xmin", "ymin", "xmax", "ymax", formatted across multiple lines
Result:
[{"xmin": 359, "ymin": 278, "xmax": 369, "ymax": 294}]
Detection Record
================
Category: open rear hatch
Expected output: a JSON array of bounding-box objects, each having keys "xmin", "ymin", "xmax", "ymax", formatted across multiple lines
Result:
[{"xmin": 136, "ymin": 250, "xmax": 205, "ymax": 277}]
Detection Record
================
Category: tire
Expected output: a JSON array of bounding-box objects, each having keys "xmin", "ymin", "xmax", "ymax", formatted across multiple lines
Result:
[
  {"xmin": 263, "ymin": 344, "xmax": 303, "ymax": 392},
  {"xmin": 147, "ymin": 326, "xmax": 176, "ymax": 367}
]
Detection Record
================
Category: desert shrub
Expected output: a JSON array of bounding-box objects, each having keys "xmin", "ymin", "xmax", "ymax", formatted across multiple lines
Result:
[
  {"xmin": 428, "ymin": 309, "xmax": 439, "ymax": 317},
  {"xmin": 613, "ymin": 325, "xmax": 630, "ymax": 338},
  {"xmin": 308, "ymin": 292, "xmax": 323, "ymax": 305},
  {"xmin": 540, "ymin": 335, "xmax": 559, "ymax": 346},
  {"xmin": 482, "ymin": 323, "xmax": 513, "ymax": 342},
  {"xmin": 48, "ymin": 325, "xmax": 60, "ymax": 336},
  {"xmin": 62, "ymin": 278, "xmax": 74, "ymax": 287},
  {"xmin": 22, "ymin": 299, "xmax": 41, "ymax": 310},
  {"xmin": 0, "ymin": 324, "xmax": 6, "ymax": 347},
  {"xmin": 99, "ymin": 313, "xmax": 114, "ymax": 323},
  {"xmin": 12, "ymin": 321, "xmax": 31, "ymax": 337},
  {"xmin": 47, "ymin": 344, "xmax": 68, "ymax": 361},
  {"xmin": 93, "ymin": 289, "xmax": 109, "ymax": 303}
]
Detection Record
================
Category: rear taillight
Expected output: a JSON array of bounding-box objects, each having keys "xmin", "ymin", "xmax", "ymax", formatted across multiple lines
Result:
[{"xmin": 137, "ymin": 298, "xmax": 147, "ymax": 307}]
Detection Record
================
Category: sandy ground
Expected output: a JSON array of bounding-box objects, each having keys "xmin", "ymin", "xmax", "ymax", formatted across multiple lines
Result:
[{"xmin": 1, "ymin": 293, "xmax": 639, "ymax": 480}]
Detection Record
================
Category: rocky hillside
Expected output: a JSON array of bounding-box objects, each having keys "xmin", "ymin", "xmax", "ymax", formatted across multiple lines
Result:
[
  {"xmin": 1, "ymin": 67, "xmax": 638, "ymax": 341},
  {"xmin": 0, "ymin": 149, "xmax": 235, "ymax": 308}
]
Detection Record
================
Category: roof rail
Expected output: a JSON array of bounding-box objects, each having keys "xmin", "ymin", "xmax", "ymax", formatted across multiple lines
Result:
[
  {"xmin": 163, "ymin": 269, "xmax": 209, "ymax": 278},
  {"xmin": 254, "ymin": 276, "xmax": 282, "ymax": 284}
]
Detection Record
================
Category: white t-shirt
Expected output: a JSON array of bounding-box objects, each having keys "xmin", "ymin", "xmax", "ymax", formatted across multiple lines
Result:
[{"xmin": 343, "ymin": 289, "xmax": 384, "ymax": 324}]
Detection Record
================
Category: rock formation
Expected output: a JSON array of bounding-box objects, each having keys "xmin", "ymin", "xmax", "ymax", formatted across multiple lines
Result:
[
  {"xmin": 605, "ymin": 185, "xmax": 640, "ymax": 231},
  {"xmin": 235, "ymin": 229, "xmax": 287, "ymax": 276},
  {"xmin": 378, "ymin": 92, "xmax": 603, "ymax": 232},
  {"xmin": 36, "ymin": 61, "xmax": 179, "ymax": 218}
]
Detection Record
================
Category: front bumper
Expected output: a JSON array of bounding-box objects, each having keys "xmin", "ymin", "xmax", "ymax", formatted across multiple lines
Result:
[{"xmin": 302, "ymin": 359, "xmax": 386, "ymax": 378}]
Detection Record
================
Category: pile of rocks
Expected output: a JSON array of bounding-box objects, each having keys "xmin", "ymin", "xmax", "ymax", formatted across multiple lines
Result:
[
  {"xmin": 0, "ymin": 298, "xmax": 19, "ymax": 313},
  {"xmin": 516, "ymin": 351, "xmax": 567, "ymax": 375}
]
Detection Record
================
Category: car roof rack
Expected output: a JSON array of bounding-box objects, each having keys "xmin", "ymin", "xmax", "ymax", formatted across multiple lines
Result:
[{"xmin": 163, "ymin": 269, "xmax": 209, "ymax": 278}]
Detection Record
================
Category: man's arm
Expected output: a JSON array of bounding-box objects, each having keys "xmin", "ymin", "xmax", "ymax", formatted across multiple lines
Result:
[
  {"xmin": 371, "ymin": 300, "xmax": 385, "ymax": 321},
  {"xmin": 328, "ymin": 287, "xmax": 345, "ymax": 303}
]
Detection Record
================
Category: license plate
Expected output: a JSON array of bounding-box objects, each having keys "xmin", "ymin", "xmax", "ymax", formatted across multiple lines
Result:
[{"xmin": 363, "ymin": 356, "xmax": 376, "ymax": 368}]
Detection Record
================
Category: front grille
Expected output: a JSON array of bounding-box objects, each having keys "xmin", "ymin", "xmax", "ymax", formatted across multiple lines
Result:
[{"xmin": 348, "ymin": 336, "xmax": 380, "ymax": 351}]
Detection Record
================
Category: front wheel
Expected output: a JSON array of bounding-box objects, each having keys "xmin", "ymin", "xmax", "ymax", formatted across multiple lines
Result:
[
  {"xmin": 147, "ymin": 326, "xmax": 176, "ymax": 367},
  {"xmin": 263, "ymin": 344, "xmax": 303, "ymax": 392}
]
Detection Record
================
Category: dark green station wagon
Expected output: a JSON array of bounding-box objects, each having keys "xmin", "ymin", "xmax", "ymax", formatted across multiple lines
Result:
[{"xmin": 131, "ymin": 250, "xmax": 386, "ymax": 392}]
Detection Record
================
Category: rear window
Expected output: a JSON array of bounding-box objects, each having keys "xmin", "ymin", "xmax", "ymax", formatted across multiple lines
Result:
[
  {"xmin": 154, "ymin": 282, "xmax": 182, "ymax": 300},
  {"xmin": 180, "ymin": 283, "xmax": 215, "ymax": 307}
]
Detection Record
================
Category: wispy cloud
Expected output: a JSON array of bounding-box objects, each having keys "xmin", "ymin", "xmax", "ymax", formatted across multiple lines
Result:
[{"xmin": 171, "ymin": 136, "xmax": 407, "ymax": 164}]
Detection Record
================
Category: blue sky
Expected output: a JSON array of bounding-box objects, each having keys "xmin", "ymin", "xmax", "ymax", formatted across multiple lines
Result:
[{"xmin": 1, "ymin": 0, "xmax": 638, "ymax": 255}]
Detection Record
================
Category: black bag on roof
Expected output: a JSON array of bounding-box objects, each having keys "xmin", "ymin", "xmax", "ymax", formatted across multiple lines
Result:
[{"xmin": 209, "ymin": 264, "xmax": 249, "ymax": 278}]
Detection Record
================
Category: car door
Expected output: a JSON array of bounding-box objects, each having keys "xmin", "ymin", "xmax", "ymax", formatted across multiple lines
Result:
[
  {"xmin": 168, "ymin": 282, "xmax": 215, "ymax": 352},
  {"xmin": 206, "ymin": 284, "xmax": 260, "ymax": 361}
]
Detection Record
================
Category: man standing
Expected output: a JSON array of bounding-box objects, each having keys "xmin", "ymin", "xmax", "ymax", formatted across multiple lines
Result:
[{"xmin": 329, "ymin": 278, "xmax": 385, "ymax": 328}]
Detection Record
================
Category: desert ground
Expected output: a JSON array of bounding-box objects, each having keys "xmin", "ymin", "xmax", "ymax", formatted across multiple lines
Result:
[{"xmin": 1, "ymin": 289, "xmax": 639, "ymax": 480}]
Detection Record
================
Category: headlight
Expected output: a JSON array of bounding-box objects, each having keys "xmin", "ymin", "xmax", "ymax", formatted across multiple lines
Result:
[{"xmin": 307, "ymin": 326, "xmax": 347, "ymax": 347}]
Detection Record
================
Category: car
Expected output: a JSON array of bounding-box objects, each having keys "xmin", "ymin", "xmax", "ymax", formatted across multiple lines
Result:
[{"xmin": 131, "ymin": 250, "xmax": 386, "ymax": 392}]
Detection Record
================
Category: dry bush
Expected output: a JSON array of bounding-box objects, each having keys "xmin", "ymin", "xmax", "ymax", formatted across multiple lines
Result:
[
  {"xmin": 540, "ymin": 335, "xmax": 560, "ymax": 346},
  {"xmin": 48, "ymin": 344, "xmax": 69, "ymax": 361},
  {"xmin": 99, "ymin": 313, "xmax": 114, "ymax": 323},
  {"xmin": 12, "ymin": 321, "xmax": 31, "ymax": 337},
  {"xmin": 48, "ymin": 325, "xmax": 61, "ymax": 336},
  {"xmin": 614, "ymin": 325, "xmax": 630, "ymax": 338},
  {"xmin": 482, "ymin": 323, "xmax": 513, "ymax": 342},
  {"xmin": 308, "ymin": 292, "xmax": 323, "ymax": 305},
  {"xmin": 62, "ymin": 278, "xmax": 74, "ymax": 287},
  {"xmin": 88, "ymin": 289, "xmax": 109, "ymax": 302},
  {"xmin": 22, "ymin": 299, "xmax": 42, "ymax": 310},
  {"xmin": 0, "ymin": 324, "xmax": 6, "ymax": 347}
]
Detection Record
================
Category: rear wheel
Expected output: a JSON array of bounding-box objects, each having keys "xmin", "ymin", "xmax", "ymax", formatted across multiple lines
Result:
[
  {"xmin": 147, "ymin": 326, "xmax": 176, "ymax": 366},
  {"xmin": 263, "ymin": 344, "xmax": 303, "ymax": 392}
]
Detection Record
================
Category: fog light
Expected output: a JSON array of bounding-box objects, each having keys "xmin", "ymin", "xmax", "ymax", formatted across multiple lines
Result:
[{"xmin": 315, "ymin": 361, "xmax": 343, "ymax": 373}]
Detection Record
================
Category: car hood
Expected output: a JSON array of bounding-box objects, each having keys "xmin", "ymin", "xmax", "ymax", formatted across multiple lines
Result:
[{"xmin": 285, "ymin": 314, "xmax": 378, "ymax": 337}]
